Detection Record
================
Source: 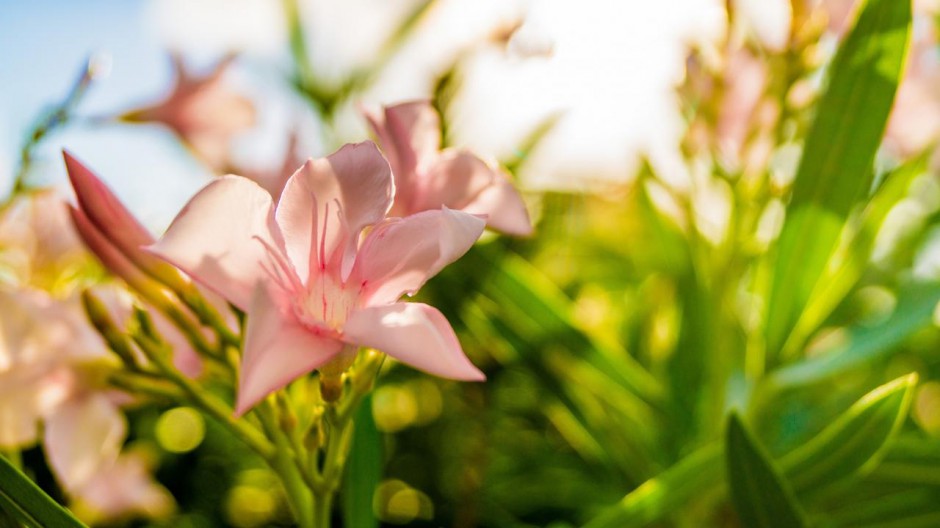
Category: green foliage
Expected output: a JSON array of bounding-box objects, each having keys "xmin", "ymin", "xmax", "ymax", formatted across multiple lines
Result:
[
  {"xmin": 342, "ymin": 395, "xmax": 381, "ymax": 528},
  {"xmin": 0, "ymin": 455, "xmax": 86, "ymax": 528},
  {"xmin": 726, "ymin": 414, "xmax": 807, "ymax": 528},
  {"xmin": 765, "ymin": 0, "xmax": 912, "ymax": 359}
]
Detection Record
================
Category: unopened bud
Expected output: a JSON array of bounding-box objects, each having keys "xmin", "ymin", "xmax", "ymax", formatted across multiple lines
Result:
[
  {"xmin": 81, "ymin": 289, "xmax": 139, "ymax": 369},
  {"xmin": 63, "ymin": 151, "xmax": 192, "ymax": 293}
]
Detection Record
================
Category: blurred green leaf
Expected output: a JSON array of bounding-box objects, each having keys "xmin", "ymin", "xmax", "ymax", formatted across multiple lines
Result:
[
  {"xmin": 342, "ymin": 395, "xmax": 381, "ymax": 528},
  {"xmin": 580, "ymin": 443, "xmax": 722, "ymax": 528},
  {"xmin": 780, "ymin": 374, "xmax": 917, "ymax": 495},
  {"xmin": 768, "ymin": 284, "xmax": 940, "ymax": 388},
  {"xmin": 0, "ymin": 454, "xmax": 86, "ymax": 528},
  {"xmin": 788, "ymin": 157, "xmax": 927, "ymax": 355},
  {"xmin": 583, "ymin": 375, "xmax": 917, "ymax": 527},
  {"xmin": 726, "ymin": 413, "xmax": 807, "ymax": 528},
  {"xmin": 765, "ymin": 0, "xmax": 912, "ymax": 357}
]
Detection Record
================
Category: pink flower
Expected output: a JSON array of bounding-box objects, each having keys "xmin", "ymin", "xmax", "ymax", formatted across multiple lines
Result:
[
  {"xmin": 63, "ymin": 151, "xmax": 192, "ymax": 295},
  {"xmin": 364, "ymin": 101, "xmax": 533, "ymax": 236},
  {"xmin": 149, "ymin": 141, "xmax": 486, "ymax": 414},
  {"xmin": 122, "ymin": 55, "xmax": 255, "ymax": 171},
  {"xmin": 0, "ymin": 190, "xmax": 90, "ymax": 291},
  {"xmin": 71, "ymin": 451, "xmax": 174, "ymax": 522}
]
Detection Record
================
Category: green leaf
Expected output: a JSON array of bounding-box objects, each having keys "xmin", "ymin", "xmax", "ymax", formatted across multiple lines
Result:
[
  {"xmin": 580, "ymin": 443, "xmax": 723, "ymax": 528},
  {"xmin": 787, "ymin": 157, "xmax": 927, "ymax": 355},
  {"xmin": 765, "ymin": 0, "xmax": 912, "ymax": 357},
  {"xmin": 780, "ymin": 374, "xmax": 917, "ymax": 495},
  {"xmin": 0, "ymin": 454, "xmax": 87, "ymax": 528},
  {"xmin": 342, "ymin": 395, "xmax": 381, "ymax": 528},
  {"xmin": 768, "ymin": 285, "xmax": 940, "ymax": 389},
  {"xmin": 583, "ymin": 375, "xmax": 918, "ymax": 527},
  {"xmin": 726, "ymin": 413, "xmax": 808, "ymax": 528}
]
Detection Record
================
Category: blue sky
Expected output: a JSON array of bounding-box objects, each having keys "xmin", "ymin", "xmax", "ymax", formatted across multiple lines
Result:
[{"xmin": 0, "ymin": 0, "xmax": 211, "ymax": 228}]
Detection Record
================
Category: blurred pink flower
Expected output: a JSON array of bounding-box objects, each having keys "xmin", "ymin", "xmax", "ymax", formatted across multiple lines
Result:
[
  {"xmin": 716, "ymin": 49, "xmax": 768, "ymax": 167},
  {"xmin": 0, "ymin": 289, "xmax": 90, "ymax": 448},
  {"xmin": 885, "ymin": 23, "xmax": 940, "ymax": 158},
  {"xmin": 72, "ymin": 451, "xmax": 174, "ymax": 522},
  {"xmin": 0, "ymin": 190, "xmax": 91, "ymax": 291},
  {"xmin": 122, "ymin": 55, "xmax": 255, "ymax": 171},
  {"xmin": 0, "ymin": 287, "xmax": 173, "ymax": 521},
  {"xmin": 364, "ymin": 101, "xmax": 533, "ymax": 236},
  {"xmin": 149, "ymin": 141, "xmax": 486, "ymax": 414}
]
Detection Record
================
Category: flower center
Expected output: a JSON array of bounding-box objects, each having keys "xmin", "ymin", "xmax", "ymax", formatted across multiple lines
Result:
[{"xmin": 295, "ymin": 272, "xmax": 360, "ymax": 335}]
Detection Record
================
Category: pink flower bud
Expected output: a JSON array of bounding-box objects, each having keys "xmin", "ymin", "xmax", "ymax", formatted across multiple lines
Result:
[{"xmin": 63, "ymin": 151, "xmax": 192, "ymax": 294}]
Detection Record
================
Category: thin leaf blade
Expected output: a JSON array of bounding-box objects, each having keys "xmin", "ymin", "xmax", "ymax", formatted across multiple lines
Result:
[
  {"xmin": 342, "ymin": 395, "xmax": 381, "ymax": 528},
  {"xmin": 780, "ymin": 374, "xmax": 918, "ymax": 494},
  {"xmin": 766, "ymin": 0, "xmax": 912, "ymax": 356},
  {"xmin": 726, "ymin": 413, "xmax": 808, "ymax": 528},
  {"xmin": 0, "ymin": 454, "xmax": 87, "ymax": 528}
]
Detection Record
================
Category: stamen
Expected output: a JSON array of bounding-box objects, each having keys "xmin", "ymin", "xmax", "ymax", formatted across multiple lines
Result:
[{"xmin": 253, "ymin": 235, "xmax": 302, "ymax": 292}]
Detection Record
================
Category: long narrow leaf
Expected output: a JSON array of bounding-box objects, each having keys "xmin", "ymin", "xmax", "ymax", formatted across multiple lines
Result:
[
  {"xmin": 780, "ymin": 374, "xmax": 917, "ymax": 495},
  {"xmin": 726, "ymin": 413, "xmax": 807, "ymax": 528},
  {"xmin": 0, "ymin": 454, "xmax": 86, "ymax": 528},
  {"xmin": 769, "ymin": 286, "xmax": 940, "ymax": 389},
  {"xmin": 765, "ymin": 0, "xmax": 912, "ymax": 356},
  {"xmin": 342, "ymin": 396, "xmax": 381, "ymax": 528},
  {"xmin": 580, "ymin": 443, "xmax": 722, "ymax": 528}
]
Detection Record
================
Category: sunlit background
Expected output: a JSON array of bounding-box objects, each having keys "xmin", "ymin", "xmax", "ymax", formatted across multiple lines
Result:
[
  {"xmin": 7, "ymin": 0, "xmax": 940, "ymax": 527},
  {"xmin": 1, "ymin": 0, "xmax": 724, "ymax": 226}
]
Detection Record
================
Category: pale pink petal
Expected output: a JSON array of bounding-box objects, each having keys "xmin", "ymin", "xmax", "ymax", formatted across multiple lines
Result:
[
  {"xmin": 419, "ymin": 151, "xmax": 533, "ymax": 235},
  {"xmin": 351, "ymin": 208, "xmax": 485, "ymax": 305},
  {"xmin": 75, "ymin": 452, "xmax": 174, "ymax": 521},
  {"xmin": 45, "ymin": 394, "xmax": 126, "ymax": 493},
  {"xmin": 148, "ymin": 176, "xmax": 285, "ymax": 310},
  {"xmin": 275, "ymin": 142, "xmax": 392, "ymax": 281},
  {"xmin": 237, "ymin": 285, "xmax": 343, "ymax": 415},
  {"xmin": 363, "ymin": 107, "xmax": 401, "ymax": 178},
  {"xmin": 384, "ymin": 101, "xmax": 441, "ymax": 185},
  {"xmin": 343, "ymin": 303, "xmax": 484, "ymax": 381},
  {"xmin": 416, "ymin": 150, "xmax": 497, "ymax": 211},
  {"xmin": 462, "ymin": 173, "xmax": 533, "ymax": 236}
]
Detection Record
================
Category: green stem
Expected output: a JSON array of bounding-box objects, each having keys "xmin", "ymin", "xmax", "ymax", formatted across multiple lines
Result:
[
  {"xmin": 133, "ymin": 334, "xmax": 276, "ymax": 460},
  {"xmin": 256, "ymin": 401, "xmax": 317, "ymax": 528},
  {"xmin": 314, "ymin": 491, "xmax": 334, "ymax": 528}
]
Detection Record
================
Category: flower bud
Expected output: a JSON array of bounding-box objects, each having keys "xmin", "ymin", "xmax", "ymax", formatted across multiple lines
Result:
[
  {"xmin": 63, "ymin": 151, "xmax": 192, "ymax": 293},
  {"xmin": 80, "ymin": 289, "xmax": 139, "ymax": 370}
]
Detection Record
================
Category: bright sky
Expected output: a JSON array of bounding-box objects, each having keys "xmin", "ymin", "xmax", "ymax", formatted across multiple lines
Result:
[{"xmin": 1, "ymin": 0, "xmax": 726, "ymax": 230}]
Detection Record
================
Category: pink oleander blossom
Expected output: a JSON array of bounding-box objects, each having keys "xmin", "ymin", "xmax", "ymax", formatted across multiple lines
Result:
[
  {"xmin": 364, "ymin": 101, "xmax": 533, "ymax": 236},
  {"xmin": 72, "ymin": 451, "xmax": 174, "ymax": 523},
  {"xmin": 0, "ymin": 190, "xmax": 92, "ymax": 292},
  {"xmin": 149, "ymin": 141, "xmax": 486, "ymax": 414},
  {"xmin": 0, "ymin": 287, "xmax": 172, "ymax": 521},
  {"xmin": 121, "ymin": 55, "xmax": 255, "ymax": 171}
]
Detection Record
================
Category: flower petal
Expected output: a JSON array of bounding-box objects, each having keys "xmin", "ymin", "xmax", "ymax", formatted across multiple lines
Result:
[
  {"xmin": 147, "ymin": 176, "xmax": 285, "ymax": 310},
  {"xmin": 351, "ymin": 208, "xmax": 485, "ymax": 305},
  {"xmin": 416, "ymin": 150, "xmax": 497, "ymax": 211},
  {"xmin": 237, "ymin": 284, "xmax": 343, "ymax": 415},
  {"xmin": 76, "ymin": 452, "xmax": 175, "ymax": 521},
  {"xmin": 418, "ymin": 151, "xmax": 532, "ymax": 236},
  {"xmin": 343, "ymin": 303, "xmax": 484, "ymax": 381},
  {"xmin": 462, "ymin": 172, "xmax": 533, "ymax": 236},
  {"xmin": 44, "ymin": 394, "xmax": 126, "ymax": 493},
  {"xmin": 275, "ymin": 142, "xmax": 392, "ymax": 281},
  {"xmin": 384, "ymin": 101, "xmax": 441, "ymax": 184}
]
